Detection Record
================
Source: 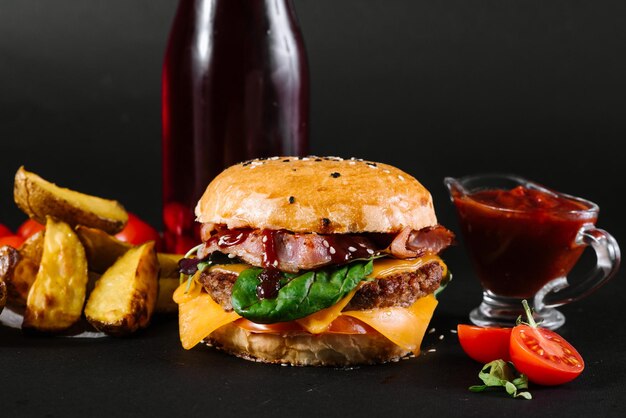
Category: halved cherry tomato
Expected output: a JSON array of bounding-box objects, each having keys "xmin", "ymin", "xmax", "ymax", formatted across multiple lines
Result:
[
  {"xmin": 17, "ymin": 219, "xmax": 44, "ymax": 239},
  {"xmin": 509, "ymin": 300, "xmax": 584, "ymax": 385},
  {"xmin": 510, "ymin": 325, "xmax": 584, "ymax": 386},
  {"xmin": 0, "ymin": 235, "xmax": 25, "ymax": 248},
  {"xmin": 457, "ymin": 324, "xmax": 512, "ymax": 363},
  {"xmin": 115, "ymin": 213, "xmax": 161, "ymax": 246},
  {"xmin": 0, "ymin": 223, "xmax": 13, "ymax": 237}
]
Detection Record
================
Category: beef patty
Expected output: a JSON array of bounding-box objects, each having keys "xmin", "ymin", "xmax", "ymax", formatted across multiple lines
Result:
[{"xmin": 198, "ymin": 261, "xmax": 444, "ymax": 313}]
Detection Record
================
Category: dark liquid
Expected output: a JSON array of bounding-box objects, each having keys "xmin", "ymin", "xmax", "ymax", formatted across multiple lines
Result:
[
  {"xmin": 162, "ymin": 0, "xmax": 309, "ymax": 253},
  {"xmin": 453, "ymin": 186, "xmax": 597, "ymax": 297}
]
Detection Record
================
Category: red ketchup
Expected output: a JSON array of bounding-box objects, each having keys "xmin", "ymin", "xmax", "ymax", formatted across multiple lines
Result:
[{"xmin": 453, "ymin": 186, "xmax": 597, "ymax": 297}]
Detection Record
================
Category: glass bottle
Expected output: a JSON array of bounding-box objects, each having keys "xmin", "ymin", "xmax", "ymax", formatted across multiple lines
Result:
[{"xmin": 161, "ymin": 0, "xmax": 309, "ymax": 253}]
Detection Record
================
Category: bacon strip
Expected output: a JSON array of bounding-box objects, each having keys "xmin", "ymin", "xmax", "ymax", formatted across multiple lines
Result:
[{"xmin": 198, "ymin": 225, "xmax": 454, "ymax": 273}]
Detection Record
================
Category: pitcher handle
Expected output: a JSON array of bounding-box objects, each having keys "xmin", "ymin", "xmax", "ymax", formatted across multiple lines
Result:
[{"xmin": 535, "ymin": 224, "xmax": 621, "ymax": 310}]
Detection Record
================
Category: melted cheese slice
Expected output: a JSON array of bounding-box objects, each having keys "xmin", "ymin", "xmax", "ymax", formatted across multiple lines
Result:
[
  {"xmin": 368, "ymin": 254, "xmax": 447, "ymax": 278},
  {"xmin": 342, "ymin": 294, "xmax": 438, "ymax": 351},
  {"xmin": 176, "ymin": 279, "xmax": 241, "ymax": 349},
  {"xmin": 296, "ymin": 288, "xmax": 359, "ymax": 334},
  {"xmin": 175, "ymin": 256, "xmax": 445, "ymax": 350}
]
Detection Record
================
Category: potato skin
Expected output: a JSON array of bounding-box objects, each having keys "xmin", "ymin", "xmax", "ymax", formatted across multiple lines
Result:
[
  {"xmin": 75, "ymin": 226, "xmax": 131, "ymax": 274},
  {"xmin": 14, "ymin": 166, "xmax": 128, "ymax": 234},
  {"xmin": 0, "ymin": 231, "xmax": 44, "ymax": 306},
  {"xmin": 84, "ymin": 241, "xmax": 159, "ymax": 336},
  {"xmin": 23, "ymin": 218, "xmax": 89, "ymax": 332},
  {"xmin": 0, "ymin": 246, "xmax": 20, "ymax": 313}
]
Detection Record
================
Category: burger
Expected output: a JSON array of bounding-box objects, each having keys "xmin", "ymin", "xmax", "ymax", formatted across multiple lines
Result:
[{"xmin": 174, "ymin": 156, "xmax": 454, "ymax": 366}]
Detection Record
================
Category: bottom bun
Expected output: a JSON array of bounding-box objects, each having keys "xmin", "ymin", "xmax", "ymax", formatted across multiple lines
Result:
[{"xmin": 205, "ymin": 323, "xmax": 412, "ymax": 366}]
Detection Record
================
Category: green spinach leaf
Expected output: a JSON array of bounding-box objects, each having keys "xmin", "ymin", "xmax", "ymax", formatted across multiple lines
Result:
[{"xmin": 231, "ymin": 260, "xmax": 373, "ymax": 323}]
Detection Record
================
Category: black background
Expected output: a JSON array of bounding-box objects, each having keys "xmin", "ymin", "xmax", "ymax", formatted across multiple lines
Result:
[{"xmin": 1, "ymin": 1, "xmax": 625, "ymax": 417}]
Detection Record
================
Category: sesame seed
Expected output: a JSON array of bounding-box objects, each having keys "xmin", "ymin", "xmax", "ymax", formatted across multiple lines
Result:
[
  {"xmin": 450, "ymin": 329, "xmax": 457, "ymax": 334},
  {"xmin": 438, "ymin": 335, "xmax": 445, "ymax": 340},
  {"xmin": 383, "ymin": 169, "xmax": 390, "ymax": 174},
  {"xmin": 366, "ymin": 249, "xmax": 374, "ymax": 255},
  {"xmin": 288, "ymin": 196, "xmax": 295, "ymax": 204},
  {"xmin": 348, "ymin": 246, "xmax": 357, "ymax": 252},
  {"xmin": 345, "ymin": 254, "xmax": 350, "ymax": 260},
  {"xmin": 322, "ymin": 218, "xmax": 331, "ymax": 226},
  {"xmin": 428, "ymin": 328, "xmax": 436, "ymax": 334},
  {"xmin": 315, "ymin": 158, "xmax": 322, "ymax": 162},
  {"xmin": 228, "ymin": 253, "xmax": 236, "ymax": 259},
  {"xmin": 368, "ymin": 164, "xmax": 377, "ymax": 169},
  {"xmin": 262, "ymin": 236, "xmax": 268, "ymax": 243},
  {"xmin": 283, "ymin": 159, "xmax": 290, "ymax": 162},
  {"xmin": 322, "ymin": 240, "xmax": 330, "ymax": 248},
  {"xmin": 273, "ymin": 260, "xmax": 279, "ymax": 267},
  {"xmin": 349, "ymin": 161, "xmax": 356, "ymax": 165},
  {"xmin": 236, "ymin": 233, "xmax": 243, "ymax": 239},
  {"xmin": 270, "ymin": 156, "xmax": 280, "ymax": 160},
  {"xmin": 427, "ymin": 349, "xmax": 437, "ymax": 353},
  {"xmin": 366, "ymin": 162, "xmax": 378, "ymax": 168},
  {"xmin": 398, "ymin": 175, "xmax": 405, "ymax": 181},
  {"xmin": 329, "ymin": 247, "xmax": 336, "ymax": 255},
  {"xmin": 358, "ymin": 243, "xmax": 366, "ymax": 248},
  {"xmin": 330, "ymin": 172, "xmax": 341, "ymax": 178},
  {"xmin": 302, "ymin": 157, "xmax": 310, "ymax": 161}
]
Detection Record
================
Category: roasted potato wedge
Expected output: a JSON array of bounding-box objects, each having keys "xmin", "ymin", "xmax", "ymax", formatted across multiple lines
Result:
[
  {"xmin": 76, "ymin": 226, "xmax": 130, "ymax": 274},
  {"xmin": 155, "ymin": 253, "xmax": 182, "ymax": 313},
  {"xmin": 0, "ymin": 245, "xmax": 20, "ymax": 313},
  {"xmin": 0, "ymin": 231, "xmax": 44, "ymax": 306},
  {"xmin": 0, "ymin": 246, "xmax": 20, "ymax": 309},
  {"xmin": 14, "ymin": 166, "xmax": 128, "ymax": 234},
  {"xmin": 76, "ymin": 226, "xmax": 181, "ymax": 314},
  {"xmin": 23, "ymin": 218, "xmax": 88, "ymax": 332},
  {"xmin": 84, "ymin": 241, "xmax": 159, "ymax": 335},
  {"xmin": 0, "ymin": 277, "xmax": 6, "ymax": 313}
]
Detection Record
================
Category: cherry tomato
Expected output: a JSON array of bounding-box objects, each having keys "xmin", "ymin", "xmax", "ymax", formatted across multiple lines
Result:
[
  {"xmin": 0, "ymin": 224, "xmax": 13, "ymax": 237},
  {"xmin": 17, "ymin": 219, "xmax": 44, "ymax": 239},
  {"xmin": 115, "ymin": 213, "xmax": 161, "ymax": 246},
  {"xmin": 457, "ymin": 324, "xmax": 512, "ymax": 363},
  {"xmin": 0, "ymin": 235, "xmax": 25, "ymax": 248},
  {"xmin": 510, "ymin": 325, "xmax": 584, "ymax": 385}
]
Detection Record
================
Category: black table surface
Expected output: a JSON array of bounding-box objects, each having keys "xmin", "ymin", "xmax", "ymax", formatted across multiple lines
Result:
[{"xmin": 2, "ymin": 248, "xmax": 624, "ymax": 418}]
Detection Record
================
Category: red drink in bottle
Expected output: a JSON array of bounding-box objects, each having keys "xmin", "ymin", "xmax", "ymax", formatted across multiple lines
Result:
[{"xmin": 162, "ymin": 0, "xmax": 309, "ymax": 253}]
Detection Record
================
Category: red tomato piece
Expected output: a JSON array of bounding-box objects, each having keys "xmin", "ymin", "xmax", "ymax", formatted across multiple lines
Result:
[
  {"xmin": 457, "ymin": 324, "xmax": 512, "ymax": 363},
  {"xmin": 510, "ymin": 325, "xmax": 584, "ymax": 386},
  {"xmin": 0, "ymin": 224, "xmax": 13, "ymax": 237},
  {"xmin": 17, "ymin": 219, "xmax": 45, "ymax": 239},
  {"xmin": 0, "ymin": 235, "xmax": 25, "ymax": 248},
  {"xmin": 115, "ymin": 213, "xmax": 161, "ymax": 246}
]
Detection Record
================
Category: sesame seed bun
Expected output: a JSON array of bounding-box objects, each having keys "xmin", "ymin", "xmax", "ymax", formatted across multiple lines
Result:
[{"xmin": 195, "ymin": 157, "xmax": 437, "ymax": 234}]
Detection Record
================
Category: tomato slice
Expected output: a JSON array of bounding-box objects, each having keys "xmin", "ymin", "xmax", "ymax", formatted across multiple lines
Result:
[
  {"xmin": 510, "ymin": 325, "xmax": 584, "ymax": 386},
  {"xmin": 235, "ymin": 316, "xmax": 376, "ymax": 335},
  {"xmin": 457, "ymin": 324, "xmax": 512, "ymax": 363},
  {"xmin": 235, "ymin": 318, "xmax": 304, "ymax": 333}
]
